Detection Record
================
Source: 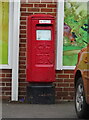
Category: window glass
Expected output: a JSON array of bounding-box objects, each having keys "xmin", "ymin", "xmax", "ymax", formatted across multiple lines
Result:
[
  {"xmin": 63, "ymin": 1, "xmax": 88, "ymax": 66},
  {"xmin": 0, "ymin": 2, "xmax": 9, "ymax": 64}
]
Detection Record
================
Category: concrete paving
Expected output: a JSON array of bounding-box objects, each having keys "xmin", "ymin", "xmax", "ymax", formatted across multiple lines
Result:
[{"xmin": 2, "ymin": 102, "xmax": 77, "ymax": 118}]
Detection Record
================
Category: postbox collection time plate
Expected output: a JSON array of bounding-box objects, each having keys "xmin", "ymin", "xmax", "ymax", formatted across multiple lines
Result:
[
  {"xmin": 39, "ymin": 20, "xmax": 51, "ymax": 24},
  {"xmin": 36, "ymin": 30, "xmax": 51, "ymax": 40}
]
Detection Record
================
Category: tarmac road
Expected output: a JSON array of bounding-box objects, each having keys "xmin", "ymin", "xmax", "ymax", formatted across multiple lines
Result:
[{"xmin": 2, "ymin": 102, "xmax": 77, "ymax": 118}]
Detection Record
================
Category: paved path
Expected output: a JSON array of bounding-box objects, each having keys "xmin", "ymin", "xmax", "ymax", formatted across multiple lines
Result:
[{"xmin": 2, "ymin": 102, "xmax": 77, "ymax": 118}]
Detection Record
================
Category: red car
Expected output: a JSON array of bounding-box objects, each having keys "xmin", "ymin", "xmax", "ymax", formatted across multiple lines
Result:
[{"xmin": 74, "ymin": 44, "xmax": 89, "ymax": 118}]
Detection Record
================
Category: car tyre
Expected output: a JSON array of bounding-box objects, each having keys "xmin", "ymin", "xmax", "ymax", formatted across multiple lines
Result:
[{"xmin": 75, "ymin": 77, "xmax": 89, "ymax": 119}]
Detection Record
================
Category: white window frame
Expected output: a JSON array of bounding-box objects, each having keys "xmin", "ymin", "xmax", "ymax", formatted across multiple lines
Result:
[
  {"xmin": 56, "ymin": 0, "xmax": 75, "ymax": 70},
  {"xmin": 0, "ymin": 1, "xmax": 13, "ymax": 69},
  {"xmin": 0, "ymin": 0, "xmax": 20, "ymax": 101},
  {"xmin": 11, "ymin": 0, "xmax": 20, "ymax": 101}
]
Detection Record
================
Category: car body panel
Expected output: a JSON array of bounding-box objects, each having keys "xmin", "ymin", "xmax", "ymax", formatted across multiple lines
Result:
[{"xmin": 74, "ymin": 44, "xmax": 89, "ymax": 104}]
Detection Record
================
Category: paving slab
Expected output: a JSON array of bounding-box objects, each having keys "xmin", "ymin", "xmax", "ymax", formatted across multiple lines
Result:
[{"xmin": 1, "ymin": 102, "xmax": 77, "ymax": 118}]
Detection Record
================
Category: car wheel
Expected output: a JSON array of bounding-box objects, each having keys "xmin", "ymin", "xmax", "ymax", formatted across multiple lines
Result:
[{"xmin": 75, "ymin": 77, "xmax": 89, "ymax": 119}]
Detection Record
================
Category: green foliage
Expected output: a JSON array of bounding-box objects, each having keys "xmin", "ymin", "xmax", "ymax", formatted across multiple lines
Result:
[
  {"xmin": 63, "ymin": 1, "xmax": 89, "ymax": 66},
  {"xmin": 64, "ymin": 2, "xmax": 88, "ymax": 48}
]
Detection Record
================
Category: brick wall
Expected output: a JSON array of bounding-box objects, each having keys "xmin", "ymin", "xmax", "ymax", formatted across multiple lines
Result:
[
  {"xmin": 55, "ymin": 70, "xmax": 74, "ymax": 102},
  {"xmin": 1, "ymin": 0, "xmax": 75, "ymax": 102},
  {"xmin": 0, "ymin": 69, "xmax": 12, "ymax": 100}
]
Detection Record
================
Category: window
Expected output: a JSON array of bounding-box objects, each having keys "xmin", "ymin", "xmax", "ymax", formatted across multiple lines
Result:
[
  {"xmin": 57, "ymin": 0, "xmax": 88, "ymax": 70},
  {"xmin": 0, "ymin": 1, "xmax": 13, "ymax": 69},
  {"xmin": 0, "ymin": 2, "xmax": 9, "ymax": 65}
]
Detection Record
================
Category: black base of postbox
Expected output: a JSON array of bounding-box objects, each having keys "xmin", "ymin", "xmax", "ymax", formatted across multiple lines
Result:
[{"xmin": 26, "ymin": 83, "xmax": 55, "ymax": 104}]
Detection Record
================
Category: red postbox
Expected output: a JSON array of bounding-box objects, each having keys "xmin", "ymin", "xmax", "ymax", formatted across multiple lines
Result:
[{"xmin": 26, "ymin": 14, "xmax": 55, "ymax": 82}]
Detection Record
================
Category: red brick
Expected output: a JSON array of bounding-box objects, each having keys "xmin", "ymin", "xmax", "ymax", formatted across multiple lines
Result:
[
  {"xmin": 20, "ymin": 30, "xmax": 26, "ymax": 34},
  {"xmin": 19, "ymin": 57, "xmax": 26, "ymax": 61},
  {"xmin": 0, "ymin": 74, "xmax": 5, "ymax": 77},
  {"xmin": 19, "ymin": 70, "xmax": 26, "ymax": 73},
  {"xmin": 56, "ymin": 70, "xmax": 64, "ymax": 74},
  {"xmin": 34, "ymin": 4, "xmax": 46, "ymax": 7},
  {"xmin": 64, "ymin": 79, "xmax": 74, "ymax": 82},
  {"xmin": 0, "ymin": 87, "xmax": 2, "ymax": 91},
  {"xmin": 0, "ymin": 92, "xmax": 2, "ymax": 96},
  {"xmin": 55, "ymin": 88, "xmax": 62, "ymax": 91},
  {"xmin": 70, "ymin": 83, "xmax": 74, "ymax": 87},
  {"xmin": 2, "ymin": 87, "xmax": 11, "ymax": 91},
  {"xmin": 48, "ymin": 13, "xmax": 56, "ymax": 16},
  {"xmin": 2, "ymin": 96, "xmax": 10, "ymax": 100},
  {"xmin": 41, "ymin": 8, "xmax": 52, "ymax": 12},
  {"xmin": 1, "ymin": 78, "xmax": 11, "ymax": 82},
  {"xmin": 69, "ymin": 92, "xmax": 74, "ymax": 97},
  {"xmin": 20, "ymin": 35, "xmax": 26, "ymax": 39},
  {"xmin": 20, "ymin": 8, "xmax": 26, "ymax": 12},
  {"xmin": 21, "ymin": 4, "xmax": 33, "ymax": 7},
  {"xmin": 0, "ymin": 83, "xmax": 5, "ymax": 86},
  {"xmin": 64, "ymin": 70, "xmax": 74, "ymax": 74},
  {"xmin": 0, "ymin": 83, "xmax": 2, "ymax": 86},
  {"xmin": 19, "ymin": 83, "xmax": 27, "ymax": 86},
  {"xmin": 28, "ymin": 8, "xmax": 40, "ymax": 12},
  {"xmin": 57, "ymin": 92, "xmax": 68, "ymax": 97},
  {"xmin": 1, "ymin": 70, "xmax": 12, "ymax": 73},
  {"xmin": 19, "ymin": 61, "xmax": 26, "ymax": 65},
  {"xmin": 70, "ymin": 75, "xmax": 74, "ymax": 78},
  {"xmin": 20, "ymin": 47, "xmax": 26, "ymax": 51},
  {"xmin": 20, "ymin": 39, "xmax": 26, "ymax": 43},
  {"xmin": 57, "ymin": 83, "xmax": 69, "ymax": 87},
  {"xmin": 21, "ymin": 13, "xmax": 33, "ymax": 16},
  {"xmin": 19, "ymin": 79, "xmax": 26, "ymax": 82},
  {"xmin": 19, "ymin": 92, "xmax": 26, "ymax": 95},
  {"xmin": 20, "ymin": 26, "xmax": 26, "ymax": 29},
  {"xmin": 55, "ymin": 79, "xmax": 63, "ymax": 82},
  {"xmin": 58, "ymin": 75, "xmax": 69, "ymax": 79},
  {"xmin": 6, "ymin": 92, "xmax": 11, "ymax": 95},
  {"xmin": 20, "ymin": 17, "xmax": 27, "ymax": 20},
  {"xmin": 19, "ymin": 52, "xmax": 26, "ymax": 56},
  {"xmin": 0, "ymin": 70, "xmax": 2, "ymax": 73},
  {"xmin": 47, "ymin": 4, "xmax": 57, "ymax": 8},
  {"xmin": 19, "ymin": 87, "xmax": 26, "ymax": 91},
  {"xmin": 19, "ymin": 63, "xmax": 26, "ymax": 67},
  {"xmin": 63, "ymin": 96, "xmax": 73, "ymax": 100},
  {"xmin": 53, "ymin": 8, "xmax": 57, "ymax": 12},
  {"xmin": 19, "ymin": 43, "xmax": 26, "ymax": 47},
  {"xmin": 6, "ymin": 83, "xmax": 11, "ymax": 86},
  {"xmin": 55, "ymin": 95, "xmax": 61, "ymax": 100},
  {"xmin": 6, "ymin": 74, "xmax": 12, "ymax": 77},
  {"xmin": 20, "ymin": 21, "xmax": 26, "ymax": 25},
  {"xmin": 63, "ymin": 88, "xmax": 74, "ymax": 92}
]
